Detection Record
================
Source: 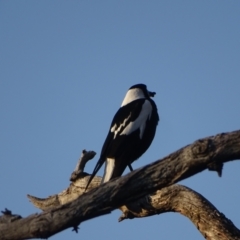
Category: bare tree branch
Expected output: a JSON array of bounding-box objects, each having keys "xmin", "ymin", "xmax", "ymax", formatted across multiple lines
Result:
[
  {"xmin": 119, "ymin": 185, "xmax": 240, "ymax": 239},
  {"xmin": 0, "ymin": 130, "xmax": 240, "ymax": 240},
  {"xmin": 27, "ymin": 150, "xmax": 100, "ymax": 211}
]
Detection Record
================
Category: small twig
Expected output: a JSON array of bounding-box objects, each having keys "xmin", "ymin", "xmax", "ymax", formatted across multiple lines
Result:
[
  {"xmin": 27, "ymin": 150, "xmax": 98, "ymax": 211},
  {"xmin": 70, "ymin": 150, "xmax": 96, "ymax": 181}
]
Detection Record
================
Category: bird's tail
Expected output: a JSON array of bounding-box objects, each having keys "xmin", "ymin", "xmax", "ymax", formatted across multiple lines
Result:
[
  {"xmin": 101, "ymin": 158, "xmax": 115, "ymax": 183},
  {"xmin": 85, "ymin": 157, "xmax": 105, "ymax": 191}
]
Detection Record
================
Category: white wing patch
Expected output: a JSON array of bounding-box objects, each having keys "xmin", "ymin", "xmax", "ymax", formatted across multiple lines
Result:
[
  {"xmin": 121, "ymin": 100, "xmax": 152, "ymax": 139},
  {"xmin": 111, "ymin": 114, "xmax": 131, "ymax": 139},
  {"xmin": 102, "ymin": 158, "xmax": 115, "ymax": 183}
]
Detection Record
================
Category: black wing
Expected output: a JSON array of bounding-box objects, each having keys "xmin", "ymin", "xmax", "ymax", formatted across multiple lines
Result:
[
  {"xmin": 85, "ymin": 99, "xmax": 145, "ymax": 190},
  {"xmin": 100, "ymin": 99, "xmax": 146, "ymax": 158}
]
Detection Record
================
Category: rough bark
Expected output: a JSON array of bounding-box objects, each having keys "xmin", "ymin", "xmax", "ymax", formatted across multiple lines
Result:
[
  {"xmin": 120, "ymin": 185, "xmax": 240, "ymax": 239},
  {"xmin": 0, "ymin": 130, "xmax": 240, "ymax": 240}
]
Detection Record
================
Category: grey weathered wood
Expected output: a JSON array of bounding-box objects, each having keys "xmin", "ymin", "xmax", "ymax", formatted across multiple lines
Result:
[
  {"xmin": 120, "ymin": 184, "xmax": 240, "ymax": 239},
  {"xmin": 0, "ymin": 130, "xmax": 240, "ymax": 240},
  {"xmin": 70, "ymin": 150, "xmax": 96, "ymax": 181},
  {"xmin": 27, "ymin": 150, "xmax": 100, "ymax": 211}
]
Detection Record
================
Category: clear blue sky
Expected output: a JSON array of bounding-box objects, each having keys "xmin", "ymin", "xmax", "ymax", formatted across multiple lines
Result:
[{"xmin": 1, "ymin": 1, "xmax": 240, "ymax": 239}]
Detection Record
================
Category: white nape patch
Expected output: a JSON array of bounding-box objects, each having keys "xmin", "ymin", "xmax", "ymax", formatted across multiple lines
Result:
[
  {"xmin": 102, "ymin": 158, "xmax": 115, "ymax": 183},
  {"xmin": 120, "ymin": 100, "xmax": 152, "ymax": 139},
  {"xmin": 121, "ymin": 88, "xmax": 145, "ymax": 107},
  {"xmin": 111, "ymin": 114, "xmax": 131, "ymax": 139}
]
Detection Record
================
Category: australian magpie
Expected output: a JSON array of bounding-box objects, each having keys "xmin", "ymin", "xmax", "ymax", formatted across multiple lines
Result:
[{"xmin": 85, "ymin": 84, "xmax": 159, "ymax": 190}]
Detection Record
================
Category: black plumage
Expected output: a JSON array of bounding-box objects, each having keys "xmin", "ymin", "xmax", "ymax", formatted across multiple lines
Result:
[{"xmin": 85, "ymin": 84, "xmax": 159, "ymax": 190}]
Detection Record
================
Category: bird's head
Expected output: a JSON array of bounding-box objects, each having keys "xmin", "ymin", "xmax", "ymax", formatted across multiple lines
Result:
[{"xmin": 121, "ymin": 84, "xmax": 156, "ymax": 106}]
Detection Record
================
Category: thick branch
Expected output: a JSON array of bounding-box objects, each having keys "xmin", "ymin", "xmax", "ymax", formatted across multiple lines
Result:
[
  {"xmin": 0, "ymin": 130, "xmax": 240, "ymax": 240},
  {"xmin": 27, "ymin": 148, "xmax": 240, "ymax": 240},
  {"xmin": 119, "ymin": 185, "xmax": 240, "ymax": 239}
]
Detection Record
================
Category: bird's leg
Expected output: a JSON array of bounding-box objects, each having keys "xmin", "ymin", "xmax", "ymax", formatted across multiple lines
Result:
[{"xmin": 128, "ymin": 164, "xmax": 133, "ymax": 171}]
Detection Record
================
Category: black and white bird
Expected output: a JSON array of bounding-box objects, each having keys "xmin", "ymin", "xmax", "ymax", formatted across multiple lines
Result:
[{"xmin": 85, "ymin": 84, "xmax": 159, "ymax": 190}]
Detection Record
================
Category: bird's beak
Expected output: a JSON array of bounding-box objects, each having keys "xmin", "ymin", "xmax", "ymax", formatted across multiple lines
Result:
[{"xmin": 148, "ymin": 91, "xmax": 156, "ymax": 98}]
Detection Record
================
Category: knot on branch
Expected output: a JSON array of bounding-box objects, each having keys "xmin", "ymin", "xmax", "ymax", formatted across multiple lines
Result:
[
  {"xmin": 30, "ymin": 216, "xmax": 52, "ymax": 239},
  {"xmin": 192, "ymin": 139, "xmax": 214, "ymax": 157}
]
